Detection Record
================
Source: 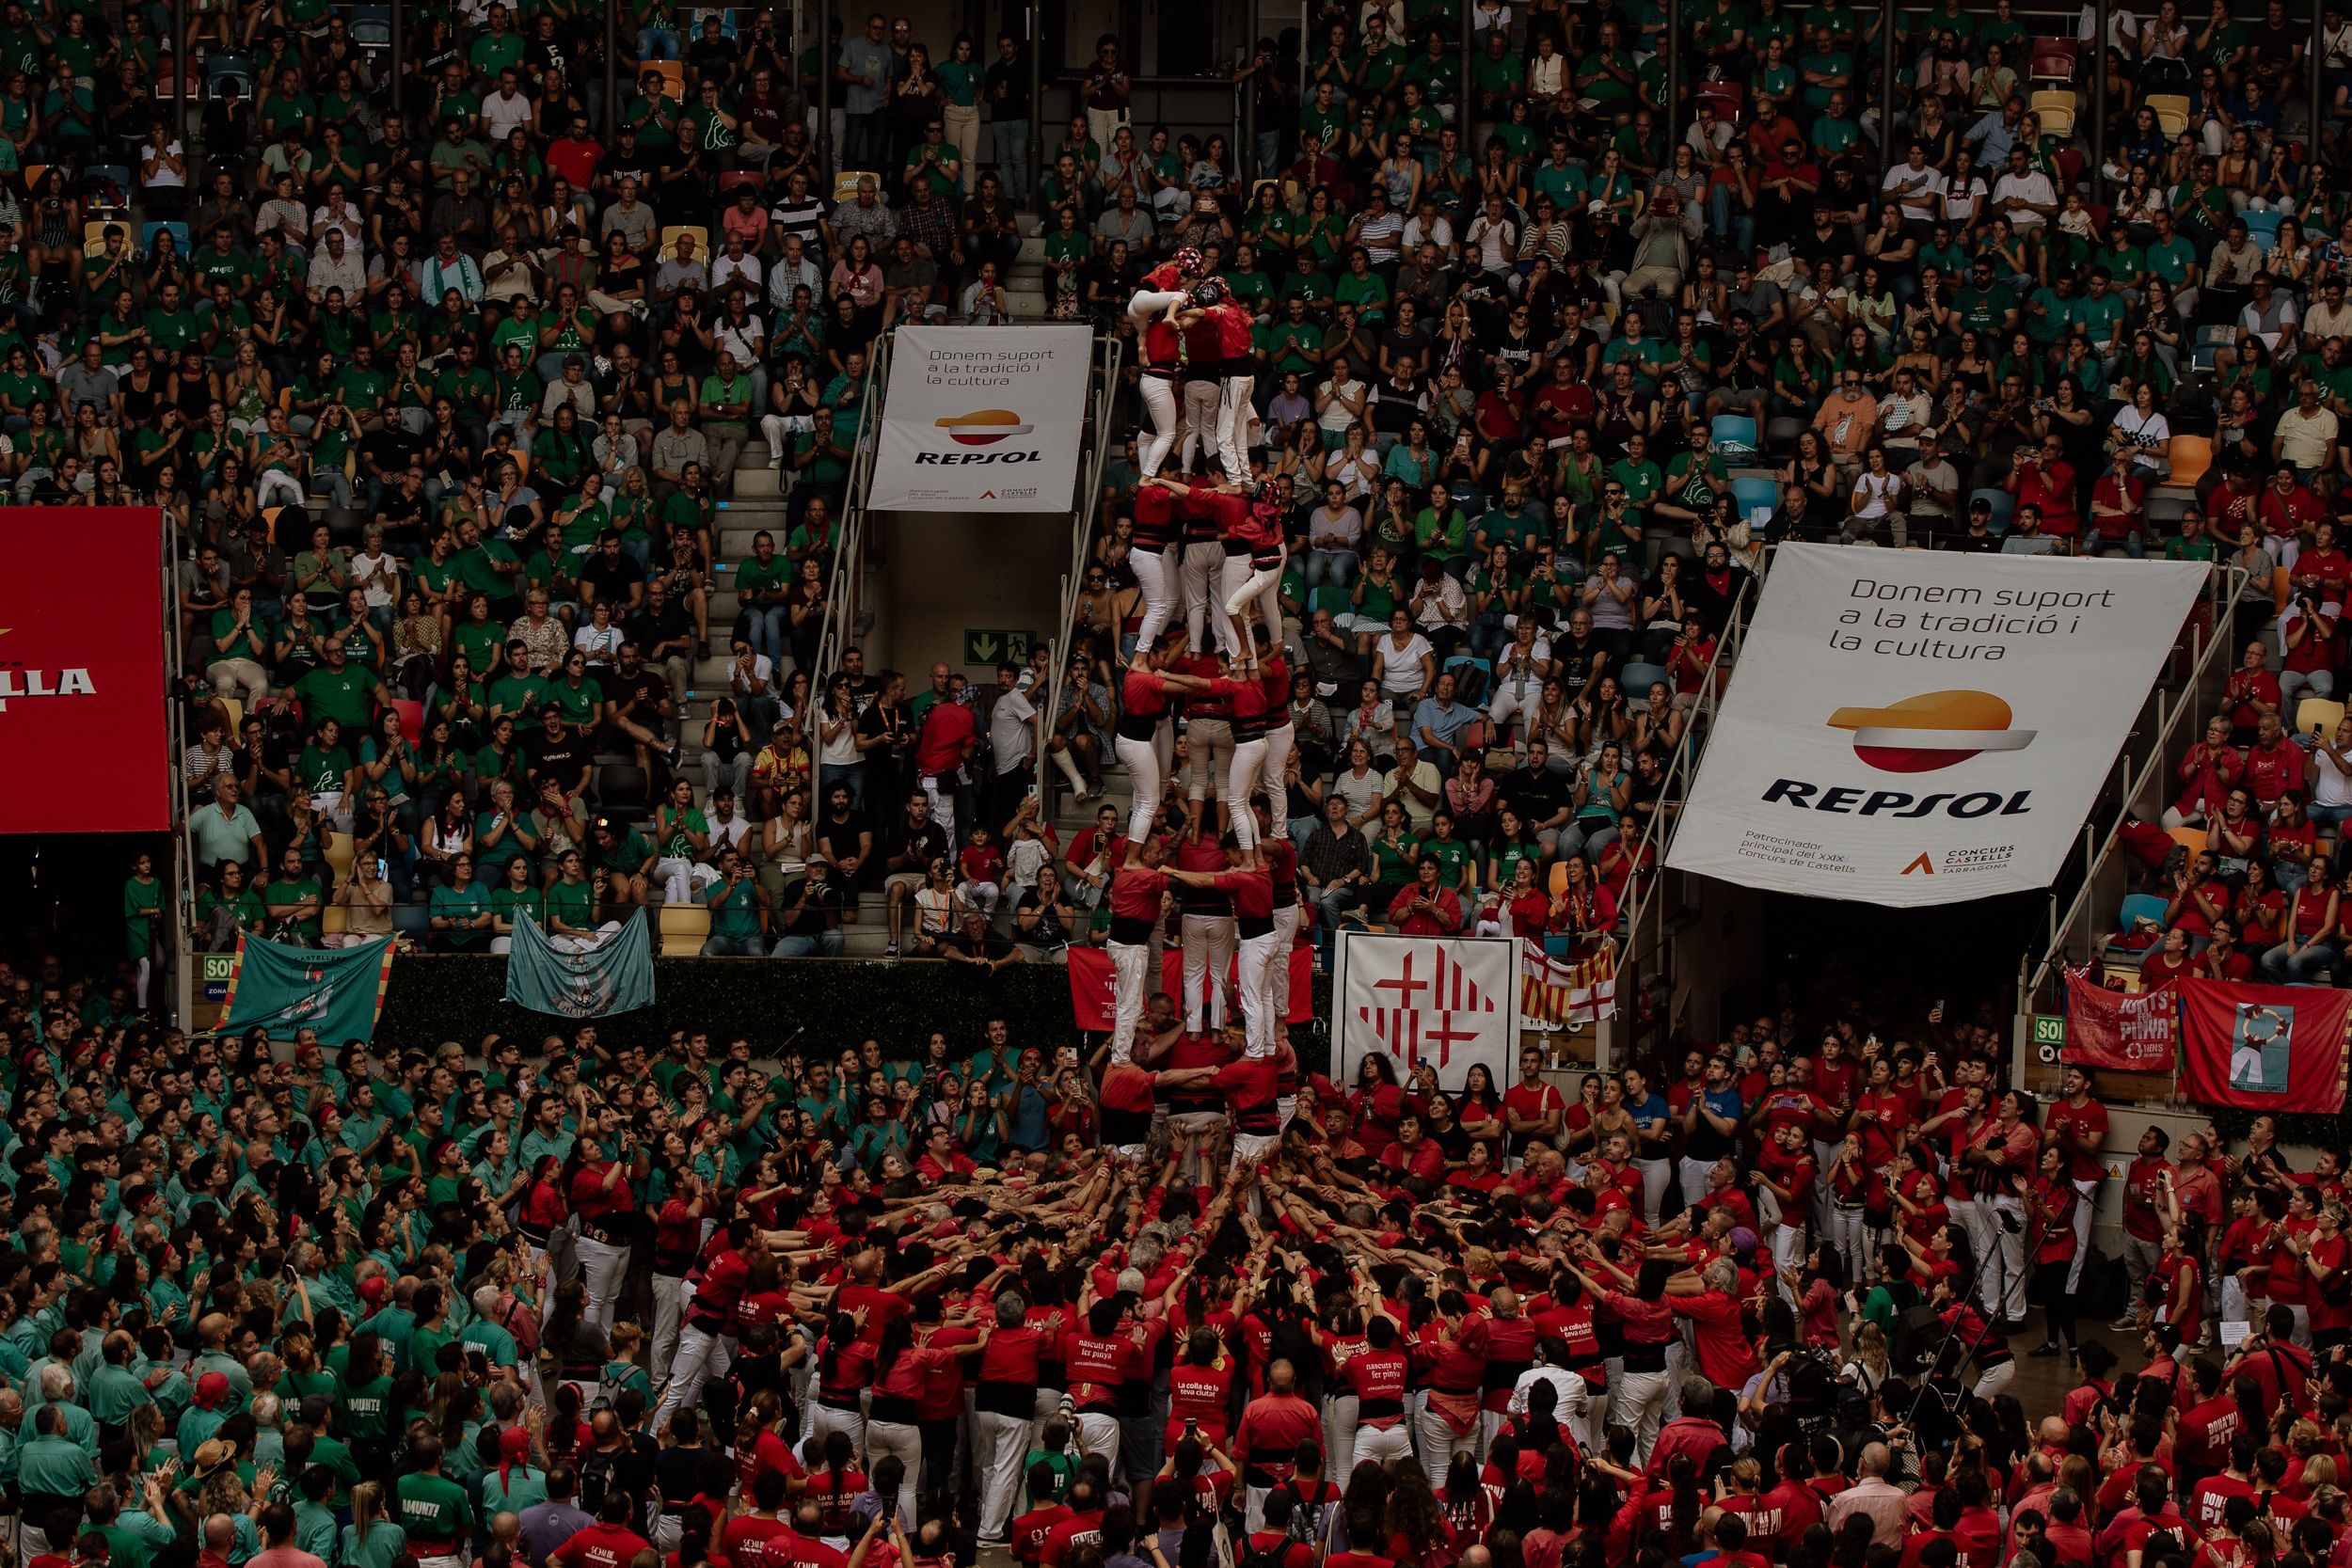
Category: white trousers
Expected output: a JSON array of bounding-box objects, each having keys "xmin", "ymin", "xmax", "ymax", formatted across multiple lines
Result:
[
  {"xmin": 1117, "ymin": 726, "xmax": 1173, "ymax": 843},
  {"xmin": 1184, "ymin": 541, "xmax": 1237, "ymax": 655},
  {"xmin": 1985, "ymin": 1192, "xmax": 2028, "ymax": 1322},
  {"xmin": 1223, "ymin": 548, "xmax": 1287, "ymax": 658},
  {"xmin": 655, "ymin": 855, "xmax": 698, "ymax": 905},
  {"xmin": 1181, "ymin": 911, "xmax": 1236, "ymax": 1030},
  {"xmin": 1235, "ymin": 927, "xmax": 1283, "ymax": 1056},
  {"xmin": 1677, "ymin": 1155, "xmax": 1716, "ymax": 1210},
  {"xmin": 1073, "ymin": 1409, "xmax": 1122, "ymax": 1475},
  {"xmin": 1132, "ymin": 542, "xmax": 1180, "ymax": 650},
  {"xmin": 1770, "ymin": 1217, "xmax": 1807, "ymax": 1304},
  {"xmin": 921, "ymin": 772, "xmax": 958, "ymax": 844},
  {"xmin": 1973, "ymin": 1358, "xmax": 2016, "ymax": 1402},
  {"xmin": 651, "ymin": 1321, "xmax": 732, "ymax": 1432},
  {"xmin": 1227, "ymin": 736, "xmax": 1269, "ymax": 847},
  {"xmin": 1216, "ymin": 373, "xmax": 1256, "ymax": 483},
  {"xmin": 1138, "ymin": 373, "xmax": 1181, "ymax": 477},
  {"xmin": 1416, "ymin": 1404, "xmax": 1476, "ymax": 1488},
  {"xmin": 1110, "ymin": 938, "xmax": 1153, "ymax": 1065},
  {"xmin": 1351, "ymin": 1419, "xmax": 1413, "ymax": 1472},
  {"xmin": 1262, "ymin": 721, "xmax": 1294, "ymax": 831},
  {"xmin": 650, "ymin": 1273, "xmax": 688, "ymax": 1383},
  {"xmin": 975, "ymin": 1408, "xmax": 1033, "ymax": 1540},
  {"xmin": 1612, "ymin": 1367, "xmax": 1670, "ymax": 1465},
  {"xmin": 1637, "ymin": 1157, "xmax": 1672, "ymax": 1226},
  {"xmin": 576, "ymin": 1233, "xmax": 629, "ymax": 1331},
  {"xmin": 809, "ymin": 1399, "xmax": 866, "ymax": 1456},
  {"xmin": 1268, "ymin": 904, "xmax": 1301, "ymax": 1022},
  {"xmin": 1182, "ymin": 380, "xmax": 1223, "ymax": 475},
  {"xmin": 865, "ymin": 1419, "xmax": 923, "ymax": 1524}
]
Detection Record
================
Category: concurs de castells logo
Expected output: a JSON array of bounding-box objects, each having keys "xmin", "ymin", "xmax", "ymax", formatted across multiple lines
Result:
[{"xmin": 0, "ymin": 628, "xmax": 98, "ymax": 711}]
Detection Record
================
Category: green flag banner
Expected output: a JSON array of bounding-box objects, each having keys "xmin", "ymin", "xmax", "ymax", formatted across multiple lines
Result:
[
  {"xmin": 505, "ymin": 909, "xmax": 655, "ymax": 1018},
  {"xmin": 218, "ymin": 934, "xmax": 396, "ymax": 1041}
]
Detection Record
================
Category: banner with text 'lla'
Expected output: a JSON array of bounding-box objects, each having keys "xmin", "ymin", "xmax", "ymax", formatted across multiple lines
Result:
[
  {"xmin": 2061, "ymin": 965, "xmax": 2178, "ymax": 1072},
  {"xmin": 1334, "ymin": 930, "xmax": 1520, "ymax": 1094},
  {"xmin": 1, "ymin": 508, "xmax": 169, "ymax": 832},
  {"xmin": 868, "ymin": 325, "xmax": 1094, "ymax": 513},
  {"xmin": 1664, "ymin": 546, "xmax": 2205, "ymax": 906}
]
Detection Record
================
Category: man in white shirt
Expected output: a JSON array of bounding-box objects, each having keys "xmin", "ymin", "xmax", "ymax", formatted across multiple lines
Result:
[
  {"xmin": 2303, "ymin": 276, "xmax": 2352, "ymax": 351},
  {"xmin": 1880, "ymin": 142, "xmax": 1947, "ymax": 225},
  {"xmin": 304, "ymin": 229, "xmax": 366, "ymax": 306},
  {"xmin": 483, "ymin": 71, "xmax": 534, "ymax": 140},
  {"xmin": 2274, "ymin": 378, "xmax": 2341, "ymax": 481},
  {"xmin": 766, "ymin": 234, "xmax": 822, "ymax": 309},
  {"xmin": 986, "ymin": 660, "xmax": 1041, "ymax": 826},
  {"xmin": 1988, "ymin": 146, "xmax": 2058, "ymax": 230},
  {"xmin": 709, "ymin": 232, "xmax": 764, "ymax": 297}
]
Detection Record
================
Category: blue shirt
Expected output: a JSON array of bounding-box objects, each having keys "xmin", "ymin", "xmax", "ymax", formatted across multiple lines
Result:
[
  {"xmin": 1411, "ymin": 696, "xmax": 1474, "ymax": 751},
  {"xmin": 1624, "ymin": 1092, "xmax": 1671, "ymax": 1151},
  {"xmin": 836, "ymin": 38, "xmax": 895, "ymax": 113}
]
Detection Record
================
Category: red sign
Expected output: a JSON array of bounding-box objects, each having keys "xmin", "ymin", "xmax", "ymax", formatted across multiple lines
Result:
[
  {"xmin": 2178, "ymin": 978, "xmax": 2352, "ymax": 1113},
  {"xmin": 2061, "ymin": 966, "xmax": 2177, "ymax": 1071},
  {"xmin": 0, "ymin": 510, "xmax": 167, "ymax": 832},
  {"xmin": 1066, "ymin": 942, "xmax": 1315, "ymax": 1030}
]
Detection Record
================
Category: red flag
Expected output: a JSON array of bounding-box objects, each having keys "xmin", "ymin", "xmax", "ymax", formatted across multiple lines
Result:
[
  {"xmin": 2060, "ymin": 966, "xmax": 2177, "ymax": 1071},
  {"xmin": 1066, "ymin": 944, "xmax": 1314, "ymax": 1029},
  {"xmin": 2177, "ymin": 978, "xmax": 2352, "ymax": 1113}
]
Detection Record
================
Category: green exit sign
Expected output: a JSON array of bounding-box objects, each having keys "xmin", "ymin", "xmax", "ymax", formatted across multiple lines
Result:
[
  {"xmin": 963, "ymin": 629, "xmax": 1032, "ymax": 665},
  {"xmin": 201, "ymin": 955, "xmax": 235, "ymax": 982},
  {"xmin": 2031, "ymin": 1014, "xmax": 2065, "ymax": 1047}
]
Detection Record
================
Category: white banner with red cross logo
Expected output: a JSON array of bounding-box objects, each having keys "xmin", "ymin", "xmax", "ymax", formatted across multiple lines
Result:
[{"xmin": 1333, "ymin": 931, "xmax": 1521, "ymax": 1094}]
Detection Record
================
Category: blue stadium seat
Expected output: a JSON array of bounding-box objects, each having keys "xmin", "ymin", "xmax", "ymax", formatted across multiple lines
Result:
[{"xmin": 1617, "ymin": 661, "xmax": 1671, "ymax": 696}]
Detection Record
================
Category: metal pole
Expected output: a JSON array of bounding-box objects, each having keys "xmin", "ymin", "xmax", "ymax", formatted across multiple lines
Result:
[
  {"xmin": 1029, "ymin": 0, "xmax": 1041, "ymax": 205},
  {"xmin": 603, "ymin": 0, "xmax": 617, "ymax": 144},
  {"xmin": 1664, "ymin": 0, "xmax": 1680, "ymax": 161},
  {"xmin": 817, "ymin": 0, "xmax": 831, "ymax": 176},
  {"xmin": 389, "ymin": 0, "xmax": 402, "ymax": 126},
  {"xmin": 2091, "ymin": 0, "xmax": 2108, "ymax": 189},
  {"xmin": 171, "ymin": 0, "xmax": 186, "ymax": 153},
  {"xmin": 1461, "ymin": 0, "xmax": 1473, "ymax": 149},
  {"xmin": 1878, "ymin": 0, "xmax": 1896, "ymax": 177},
  {"xmin": 2315, "ymin": 0, "xmax": 2328, "ymax": 168}
]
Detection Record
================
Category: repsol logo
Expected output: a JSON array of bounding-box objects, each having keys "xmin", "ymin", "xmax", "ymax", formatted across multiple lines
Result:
[
  {"xmin": 1761, "ymin": 779, "xmax": 2033, "ymax": 817},
  {"xmin": 913, "ymin": 449, "xmax": 1043, "ymax": 465}
]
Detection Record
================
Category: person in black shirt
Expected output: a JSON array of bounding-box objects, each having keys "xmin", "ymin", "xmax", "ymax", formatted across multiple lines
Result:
[
  {"xmin": 1499, "ymin": 739, "xmax": 1578, "ymax": 855},
  {"xmin": 982, "ymin": 34, "xmax": 1032, "ymax": 202},
  {"xmin": 624, "ymin": 578, "xmax": 696, "ymax": 699},
  {"xmin": 523, "ymin": 705, "xmax": 593, "ymax": 798},
  {"xmin": 816, "ymin": 782, "xmax": 875, "ymax": 893},
  {"xmin": 880, "ymin": 791, "xmax": 950, "ymax": 956},
  {"xmin": 858, "ymin": 670, "xmax": 917, "ymax": 810},
  {"xmin": 686, "ymin": 14, "xmax": 741, "ymax": 87},
  {"xmin": 602, "ymin": 643, "xmax": 678, "ymax": 771},
  {"xmin": 579, "ymin": 531, "xmax": 648, "ymax": 615}
]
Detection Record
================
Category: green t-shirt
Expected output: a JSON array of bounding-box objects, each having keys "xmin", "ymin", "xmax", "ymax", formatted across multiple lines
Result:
[
  {"xmin": 390, "ymin": 1469, "xmax": 473, "ymax": 1541},
  {"xmin": 428, "ymin": 881, "xmax": 492, "ymax": 948},
  {"xmin": 294, "ymin": 665, "xmax": 374, "ymax": 729}
]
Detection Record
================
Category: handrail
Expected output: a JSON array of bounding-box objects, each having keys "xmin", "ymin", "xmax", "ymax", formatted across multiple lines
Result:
[
  {"xmin": 806, "ymin": 333, "xmax": 890, "ymax": 806},
  {"xmin": 2018, "ymin": 561, "xmax": 2251, "ymax": 1015},
  {"xmin": 1040, "ymin": 330, "xmax": 1126, "ymax": 804},
  {"xmin": 812, "ymin": 333, "xmax": 891, "ymax": 686},
  {"xmin": 1613, "ymin": 542, "xmax": 1772, "ymax": 1021}
]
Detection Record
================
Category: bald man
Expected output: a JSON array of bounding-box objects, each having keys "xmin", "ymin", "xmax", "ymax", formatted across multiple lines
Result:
[
  {"xmin": 1825, "ymin": 1441, "xmax": 1909, "ymax": 1546},
  {"xmin": 1232, "ymin": 1358, "xmax": 1322, "ymax": 1533}
]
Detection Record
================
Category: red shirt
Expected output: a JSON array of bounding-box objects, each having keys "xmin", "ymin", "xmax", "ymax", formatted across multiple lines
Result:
[
  {"xmin": 914, "ymin": 701, "xmax": 979, "ymax": 776},
  {"xmin": 2045, "ymin": 1097, "xmax": 2109, "ymax": 1184},
  {"xmin": 551, "ymin": 1525, "xmax": 653, "ymax": 1568}
]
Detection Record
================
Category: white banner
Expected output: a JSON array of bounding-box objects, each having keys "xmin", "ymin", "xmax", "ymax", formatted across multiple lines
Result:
[
  {"xmin": 1334, "ymin": 930, "xmax": 1520, "ymax": 1093},
  {"xmin": 1664, "ymin": 545, "xmax": 2205, "ymax": 907},
  {"xmin": 867, "ymin": 325, "xmax": 1094, "ymax": 513}
]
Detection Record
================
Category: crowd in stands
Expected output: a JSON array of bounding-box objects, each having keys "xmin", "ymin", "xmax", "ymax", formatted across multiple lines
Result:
[{"xmin": 112, "ymin": 0, "xmax": 2352, "ymax": 968}]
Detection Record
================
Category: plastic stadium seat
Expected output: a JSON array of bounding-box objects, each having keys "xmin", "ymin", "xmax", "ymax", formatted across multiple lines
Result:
[
  {"xmin": 2054, "ymin": 148, "xmax": 2085, "ymax": 193},
  {"xmin": 2031, "ymin": 90, "xmax": 2078, "ymax": 138},
  {"xmin": 2028, "ymin": 37, "xmax": 2079, "ymax": 81},
  {"xmin": 2167, "ymin": 824, "xmax": 2207, "ymax": 855},
  {"xmin": 1693, "ymin": 82, "xmax": 1744, "ymax": 122},
  {"xmin": 350, "ymin": 4, "xmax": 392, "ymax": 44},
  {"xmin": 218, "ymin": 696, "xmax": 243, "ymax": 733},
  {"xmin": 649, "ymin": 60, "xmax": 687, "ymax": 99},
  {"xmin": 1971, "ymin": 488, "xmax": 2014, "ymax": 531},
  {"xmin": 596, "ymin": 764, "xmax": 651, "ymax": 819},
  {"xmin": 2245, "ymin": 209, "xmax": 2285, "ymax": 247},
  {"xmin": 391, "ymin": 902, "xmax": 431, "ymax": 939},
  {"xmin": 323, "ymin": 832, "xmax": 356, "ymax": 889},
  {"xmin": 1448, "ymin": 483, "xmax": 1486, "ymax": 516},
  {"xmin": 1710, "ymin": 414, "xmax": 1757, "ymax": 461},
  {"xmin": 391, "ymin": 698, "xmax": 424, "ymax": 744},
  {"xmin": 832, "ymin": 170, "xmax": 880, "ymax": 201},
  {"xmin": 2297, "ymin": 698, "xmax": 2345, "ymax": 739},
  {"xmin": 2115, "ymin": 892, "xmax": 2168, "ymax": 938},
  {"xmin": 321, "ymin": 905, "xmax": 349, "ymax": 936},
  {"xmin": 1618, "ymin": 661, "xmax": 1671, "ymax": 696},
  {"xmin": 716, "ymin": 169, "xmax": 761, "ymax": 200},
  {"xmin": 1730, "ymin": 475, "xmax": 1778, "ymax": 520},
  {"xmin": 659, "ymin": 225, "xmax": 710, "ymax": 260},
  {"xmin": 82, "ymin": 219, "xmax": 129, "ymax": 255},
  {"xmin": 2147, "ymin": 94, "xmax": 2189, "ymax": 135},
  {"xmin": 659, "ymin": 903, "xmax": 712, "ymax": 948},
  {"xmin": 2168, "ymin": 436, "xmax": 2211, "ymax": 488}
]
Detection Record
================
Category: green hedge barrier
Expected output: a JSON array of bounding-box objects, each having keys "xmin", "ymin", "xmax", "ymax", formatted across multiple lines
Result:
[{"xmin": 376, "ymin": 956, "xmax": 1334, "ymax": 1070}]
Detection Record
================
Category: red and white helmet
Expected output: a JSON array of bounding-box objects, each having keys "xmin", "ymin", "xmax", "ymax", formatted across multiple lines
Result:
[
  {"xmin": 1188, "ymin": 278, "xmax": 1228, "ymax": 309},
  {"xmin": 1171, "ymin": 245, "xmax": 1204, "ymax": 277}
]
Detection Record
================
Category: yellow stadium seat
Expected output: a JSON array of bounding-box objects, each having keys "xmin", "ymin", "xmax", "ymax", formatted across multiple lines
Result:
[
  {"xmin": 2166, "ymin": 824, "xmax": 2207, "ymax": 856},
  {"xmin": 832, "ymin": 169, "xmax": 880, "ymax": 201},
  {"xmin": 323, "ymin": 832, "xmax": 356, "ymax": 888},
  {"xmin": 321, "ymin": 904, "xmax": 350, "ymax": 935},
  {"xmin": 659, "ymin": 225, "xmax": 710, "ymax": 260},
  {"xmin": 659, "ymin": 902, "xmax": 711, "ymax": 951},
  {"xmin": 218, "ymin": 696, "xmax": 243, "ymax": 733},
  {"xmin": 2147, "ymin": 93, "xmax": 2188, "ymax": 135},
  {"xmin": 2297, "ymin": 698, "xmax": 2346, "ymax": 739},
  {"xmin": 2029, "ymin": 88, "xmax": 2077, "ymax": 137},
  {"xmin": 2167, "ymin": 435, "xmax": 2211, "ymax": 488},
  {"xmin": 83, "ymin": 219, "xmax": 131, "ymax": 256}
]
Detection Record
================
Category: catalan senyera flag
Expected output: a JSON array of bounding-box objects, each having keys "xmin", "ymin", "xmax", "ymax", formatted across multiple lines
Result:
[{"xmin": 1519, "ymin": 940, "xmax": 1618, "ymax": 1026}]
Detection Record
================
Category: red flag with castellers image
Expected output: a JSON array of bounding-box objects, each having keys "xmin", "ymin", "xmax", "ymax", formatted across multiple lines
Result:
[
  {"xmin": 2177, "ymin": 978, "xmax": 2352, "ymax": 1113},
  {"xmin": 2059, "ymin": 965, "xmax": 2177, "ymax": 1071},
  {"xmin": 1520, "ymin": 940, "xmax": 1618, "ymax": 1027}
]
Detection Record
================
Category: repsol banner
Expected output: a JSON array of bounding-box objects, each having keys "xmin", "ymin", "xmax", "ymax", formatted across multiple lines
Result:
[
  {"xmin": 867, "ymin": 325, "xmax": 1095, "ymax": 513},
  {"xmin": 1664, "ymin": 545, "xmax": 2205, "ymax": 907}
]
